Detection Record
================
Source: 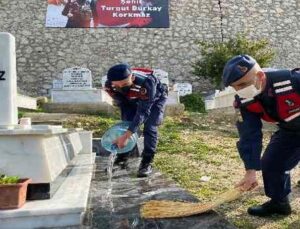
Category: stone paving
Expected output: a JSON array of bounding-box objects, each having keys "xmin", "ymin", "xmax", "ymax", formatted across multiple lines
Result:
[{"xmin": 83, "ymin": 157, "xmax": 236, "ymax": 229}]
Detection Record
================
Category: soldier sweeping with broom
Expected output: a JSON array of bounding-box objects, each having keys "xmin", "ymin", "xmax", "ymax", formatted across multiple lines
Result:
[
  {"xmin": 222, "ymin": 54, "xmax": 300, "ymax": 217},
  {"xmin": 141, "ymin": 55, "xmax": 300, "ymax": 219}
]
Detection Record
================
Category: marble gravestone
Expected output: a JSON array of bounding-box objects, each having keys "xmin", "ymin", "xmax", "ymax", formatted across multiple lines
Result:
[
  {"xmin": 165, "ymin": 89, "xmax": 184, "ymax": 116},
  {"xmin": 0, "ymin": 32, "xmax": 93, "ymax": 198},
  {"xmin": 0, "ymin": 33, "xmax": 74, "ymax": 191},
  {"xmin": 205, "ymin": 87, "xmax": 236, "ymax": 111},
  {"xmin": 166, "ymin": 91, "xmax": 180, "ymax": 105},
  {"xmin": 62, "ymin": 67, "xmax": 92, "ymax": 90},
  {"xmin": 51, "ymin": 67, "xmax": 112, "ymax": 104},
  {"xmin": 52, "ymin": 79, "xmax": 63, "ymax": 89},
  {"xmin": 101, "ymin": 74, "xmax": 107, "ymax": 88},
  {"xmin": 152, "ymin": 68, "xmax": 169, "ymax": 86},
  {"xmin": 49, "ymin": 67, "xmax": 113, "ymax": 114},
  {"xmin": 0, "ymin": 32, "xmax": 37, "ymax": 113},
  {"xmin": 174, "ymin": 83, "xmax": 193, "ymax": 96},
  {"xmin": 0, "ymin": 32, "xmax": 18, "ymax": 128},
  {"xmin": 0, "ymin": 32, "xmax": 94, "ymax": 228}
]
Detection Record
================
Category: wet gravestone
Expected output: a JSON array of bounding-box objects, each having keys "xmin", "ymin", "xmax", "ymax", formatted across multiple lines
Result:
[{"xmin": 83, "ymin": 157, "xmax": 236, "ymax": 229}]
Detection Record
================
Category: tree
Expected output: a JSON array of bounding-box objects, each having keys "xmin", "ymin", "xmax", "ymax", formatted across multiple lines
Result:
[{"xmin": 191, "ymin": 34, "xmax": 276, "ymax": 89}]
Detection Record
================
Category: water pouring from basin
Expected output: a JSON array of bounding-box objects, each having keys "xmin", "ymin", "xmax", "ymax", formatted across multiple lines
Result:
[
  {"xmin": 106, "ymin": 145, "xmax": 117, "ymax": 189},
  {"xmin": 101, "ymin": 121, "xmax": 138, "ymax": 186},
  {"xmin": 101, "ymin": 121, "xmax": 138, "ymax": 155}
]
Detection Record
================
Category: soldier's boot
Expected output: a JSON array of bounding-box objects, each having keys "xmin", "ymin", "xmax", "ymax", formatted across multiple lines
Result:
[
  {"xmin": 137, "ymin": 163, "xmax": 152, "ymax": 178},
  {"xmin": 248, "ymin": 198, "xmax": 291, "ymax": 217},
  {"xmin": 137, "ymin": 156, "xmax": 153, "ymax": 178}
]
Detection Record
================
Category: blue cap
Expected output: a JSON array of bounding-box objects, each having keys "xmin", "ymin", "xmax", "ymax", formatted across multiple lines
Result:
[
  {"xmin": 222, "ymin": 55, "xmax": 257, "ymax": 87},
  {"xmin": 107, "ymin": 64, "xmax": 131, "ymax": 81}
]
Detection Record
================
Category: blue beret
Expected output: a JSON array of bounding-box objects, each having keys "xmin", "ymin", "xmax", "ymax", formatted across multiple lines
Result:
[
  {"xmin": 107, "ymin": 64, "xmax": 131, "ymax": 81},
  {"xmin": 222, "ymin": 55, "xmax": 257, "ymax": 87}
]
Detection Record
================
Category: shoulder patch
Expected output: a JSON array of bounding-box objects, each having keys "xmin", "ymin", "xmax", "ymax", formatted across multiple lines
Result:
[{"xmin": 140, "ymin": 87, "xmax": 147, "ymax": 95}]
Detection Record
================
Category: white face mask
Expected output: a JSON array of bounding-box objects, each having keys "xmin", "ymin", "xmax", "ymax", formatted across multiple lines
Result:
[
  {"xmin": 236, "ymin": 77, "xmax": 262, "ymax": 99},
  {"xmin": 236, "ymin": 85, "xmax": 261, "ymax": 99}
]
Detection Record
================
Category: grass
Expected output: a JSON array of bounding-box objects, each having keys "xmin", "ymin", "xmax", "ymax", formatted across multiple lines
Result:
[
  {"xmin": 233, "ymin": 218, "xmax": 256, "ymax": 229},
  {"xmin": 154, "ymin": 113, "xmax": 242, "ymax": 200}
]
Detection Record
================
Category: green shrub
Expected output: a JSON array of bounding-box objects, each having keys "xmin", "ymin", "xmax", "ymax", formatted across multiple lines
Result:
[
  {"xmin": 180, "ymin": 93, "xmax": 206, "ymax": 113},
  {"xmin": 0, "ymin": 174, "xmax": 20, "ymax": 184},
  {"xmin": 18, "ymin": 111, "xmax": 25, "ymax": 119},
  {"xmin": 192, "ymin": 33, "xmax": 276, "ymax": 88}
]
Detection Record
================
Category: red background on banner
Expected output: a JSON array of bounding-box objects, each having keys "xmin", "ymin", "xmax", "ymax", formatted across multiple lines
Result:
[{"xmin": 96, "ymin": 0, "xmax": 152, "ymax": 27}]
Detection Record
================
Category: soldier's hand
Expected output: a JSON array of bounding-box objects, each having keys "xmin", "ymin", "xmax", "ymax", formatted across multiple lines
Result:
[
  {"xmin": 113, "ymin": 134, "xmax": 128, "ymax": 149},
  {"xmin": 235, "ymin": 170, "xmax": 258, "ymax": 192},
  {"xmin": 67, "ymin": 12, "xmax": 73, "ymax": 18},
  {"xmin": 113, "ymin": 131, "xmax": 133, "ymax": 149}
]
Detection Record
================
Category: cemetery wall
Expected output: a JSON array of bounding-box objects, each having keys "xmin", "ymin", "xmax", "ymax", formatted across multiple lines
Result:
[{"xmin": 0, "ymin": 0, "xmax": 299, "ymax": 96}]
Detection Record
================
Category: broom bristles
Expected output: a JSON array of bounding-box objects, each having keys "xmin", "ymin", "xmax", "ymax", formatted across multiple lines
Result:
[{"xmin": 141, "ymin": 188, "xmax": 243, "ymax": 219}]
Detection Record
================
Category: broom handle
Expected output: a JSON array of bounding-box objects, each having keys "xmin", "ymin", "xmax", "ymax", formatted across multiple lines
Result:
[{"xmin": 208, "ymin": 188, "xmax": 243, "ymax": 208}]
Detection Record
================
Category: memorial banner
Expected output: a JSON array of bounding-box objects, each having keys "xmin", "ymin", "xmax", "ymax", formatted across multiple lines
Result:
[{"xmin": 45, "ymin": 0, "xmax": 169, "ymax": 28}]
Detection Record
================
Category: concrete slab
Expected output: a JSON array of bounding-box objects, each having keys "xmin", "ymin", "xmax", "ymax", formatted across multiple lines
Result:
[{"xmin": 17, "ymin": 94, "xmax": 37, "ymax": 110}]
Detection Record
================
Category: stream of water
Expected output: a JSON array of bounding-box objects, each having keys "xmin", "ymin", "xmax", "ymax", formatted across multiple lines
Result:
[{"xmin": 107, "ymin": 152, "xmax": 116, "ymax": 192}]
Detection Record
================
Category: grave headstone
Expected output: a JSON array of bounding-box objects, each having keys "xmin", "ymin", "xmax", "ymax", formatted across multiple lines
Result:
[
  {"xmin": 153, "ymin": 69, "xmax": 169, "ymax": 86},
  {"xmin": 101, "ymin": 75, "xmax": 107, "ymax": 88},
  {"xmin": 52, "ymin": 79, "xmax": 63, "ymax": 89},
  {"xmin": 174, "ymin": 83, "xmax": 193, "ymax": 96},
  {"xmin": 166, "ymin": 91, "xmax": 180, "ymax": 105},
  {"xmin": 51, "ymin": 67, "xmax": 113, "ymax": 112},
  {"xmin": 0, "ymin": 32, "xmax": 94, "ymax": 228},
  {"xmin": 62, "ymin": 67, "xmax": 92, "ymax": 90},
  {"xmin": 0, "ymin": 32, "xmax": 18, "ymax": 127}
]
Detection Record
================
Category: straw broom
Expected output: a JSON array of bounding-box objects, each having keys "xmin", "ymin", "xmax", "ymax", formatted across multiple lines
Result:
[{"xmin": 141, "ymin": 188, "xmax": 243, "ymax": 219}]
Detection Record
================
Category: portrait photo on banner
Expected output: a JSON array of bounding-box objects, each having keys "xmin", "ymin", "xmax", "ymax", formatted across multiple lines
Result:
[{"xmin": 45, "ymin": 0, "xmax": 170, "ymax": 28}]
